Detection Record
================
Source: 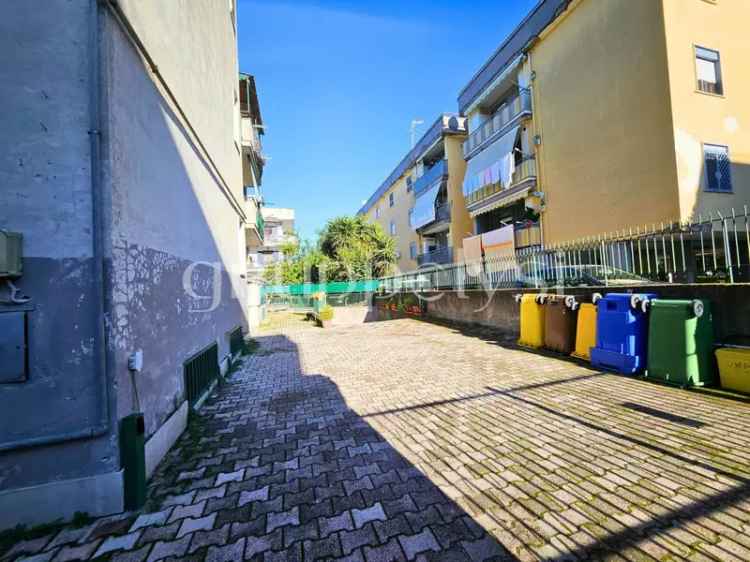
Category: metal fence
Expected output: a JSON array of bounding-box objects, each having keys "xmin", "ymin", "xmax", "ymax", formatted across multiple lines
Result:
[{"xmin": 382, "ymin": 207, "xmax": 750, "ymax": 292}]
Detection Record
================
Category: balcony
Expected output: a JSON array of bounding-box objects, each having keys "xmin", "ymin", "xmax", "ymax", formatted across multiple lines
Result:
[
  {"xmin": 256, "ymin": 211, "xmax": 265, "ymax": 243},
  {"xmin": 413, "ymin": 160, "xmax": 448, "ymax": 195},
  {"xmin": 463, "ymin": 90, "xmax": 532, "ymax": 159},
  {"xmin": 417, "ymin": 246, "xmax": 453, "ymax": 266},
  {"xmin": 241, "ymin": 117, "xmax": 262, "ymax": 153},
  {"xmin": 245, "ymin": 185, "xmax": 262, "ymax": 201},
  {"xmin": 465, "ymin": 156, "xmax": 537, "ymax": 207}
]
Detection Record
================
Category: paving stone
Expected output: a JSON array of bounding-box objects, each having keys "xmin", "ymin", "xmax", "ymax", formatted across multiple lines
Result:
[
  {"xmin": 176, "ymin": 513, "xmax": 217, "ymax": 538},
  {"xmin": 238, "ymin": 485, "xmax": 270, "ymax": 507},
  {"xmin": 363, "ymin": 538, "xmax": 407, "ymax": 562},
  {"xmin": 283, "ymin": 520, "xmax": 318, "ymax": 547},
  {"xmin": 399, "ymin": 529, "xmax": 440, "ymax": 560},
  {"xmin": 130, "ymin": 509, "xmax": 173, "ymax": 531},
  {"xmin": 244, "ymin": 529, "xmax": 282, "ymax": 559},
  {"xmin": 51, "ymin": 540, "xmax": 101, "ymax": 562},
  {"xmin": 137, "ymin": 522, "xmax": 180, "ymax": 547},
  {"xmin": 339, "ymin": 525, "xmax": 379, "ymax": 555},
  {"xmin": 353, "ymin": 503, "xmax": 387, "ymax": 529},
  {"xmin": 109, "ymin": 545, "xmax": 152, "ymax": 562},
  {"xmin": 145, "ymin": 535, "xmax": 191, "ymax": 562},
  {"xmin": 215, "ymin": 469, "xmax": 245, "ymax": 486},
  {"xmin": 187, "ymin": 524, "xmax": 229, "ymax": 553},
  {"xmin": 303, "ymin": 534, "xmax": 343, "ymax": 561},
  {"xmin": 16, "ymin": 550, "xmax": 59, "ymax": 562},
  {"xmin": 161, "ymin": 491, "xmax": 197, "ymax": 508},
  {"xmin": 178, "ymin": 468, "xmax": 206, "ymax": 482},
  {"xmin": 195, "ymin": 485, "xmax": 227, "ymax": 503},
  {"xmin": 47, "ymin": 526, "xmax": 92, "ymax": 549},
  {"xmin": 168, "ymin": 500, "xmax": 206, "ymax": 523},
  {"xmin": 204, "ymin": 537, "xmax": 244, "ymax": 562},
  {"xmin": 95, "ymin": 531, "xmax": 142, "ymax": 557},
  {"xmin": 266, "ymin": 506, "xmax": 300, "ymax": 533}
]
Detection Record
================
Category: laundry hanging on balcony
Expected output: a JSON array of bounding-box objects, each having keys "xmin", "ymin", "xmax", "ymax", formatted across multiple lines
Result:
[
  {"xmin": 462, "ymin": 125, "xmax": 520, "ymax": 197},
  {"xmin": 411, "ymin": 183, "xmax": 441, "ymax": 230}
]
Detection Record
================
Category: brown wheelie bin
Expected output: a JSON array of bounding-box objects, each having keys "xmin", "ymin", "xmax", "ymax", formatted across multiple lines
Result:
[{"xmin": 543, "ymin": 295, "xmax": 581, "ymax": 354}]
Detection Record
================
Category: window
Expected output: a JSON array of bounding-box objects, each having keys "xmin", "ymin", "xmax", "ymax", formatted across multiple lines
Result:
[
  {"xmin": 409, "ymin": 241, "xmax": 417, "ymax": 260},
  {"xmin": 406, "ymin": 176, "xmax": 413, "ymax": 192},
  {"xmin": 695, "ymin": 46, "xmax": 723, "ymax": 95},
  {"xmin": 408, "ymin": 207, "xmax": 414, "ymax": 227},
  {"xmin": 704, "ymin": 144, "xmax": 732, "ymax": 192},
  {"xmin": 395, "ymin": 250, "xmax": 401, "ymax": 259},
  {"xmin": 389, "ymin": 221, "xmax": 396, "ymax": 235},
  {"xmin": 389, "ymin": 192, "xmax": 395, "ymax": 207},
  {"xmin": 375, "ymin": 206, "xmax": 381, "ymax": 219}
]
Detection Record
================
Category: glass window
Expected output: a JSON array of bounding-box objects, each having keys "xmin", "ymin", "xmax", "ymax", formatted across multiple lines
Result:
[
  {"xmin": 704, "ymin": 144, "xmax": 732, "ymax": 192},
  {"xmin": 409, "ymin": 241, "xmax": 417, "ymax": 260},
  {"xmin": 389, "ymin": 192, "xmax": 395, "ymax": 207},
  {"xmin": 695, "ymin": 46, "xmax": 723, "ymax": 95},
  {"xmin": 389, "ymin": 221, "xmax": 396, "ymax": 235},
  {"xmin": 375, "ymin": 207, "xmax": 380, "ymax": 218}
]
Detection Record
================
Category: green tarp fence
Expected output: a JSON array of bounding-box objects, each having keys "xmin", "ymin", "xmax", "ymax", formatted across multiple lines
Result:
[{"xmin": 261, "ymin": 280, "xmax": 381, "ymax": 297}]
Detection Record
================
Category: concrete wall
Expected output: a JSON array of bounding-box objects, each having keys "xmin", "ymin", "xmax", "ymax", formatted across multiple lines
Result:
[
  {"xmin": 103, "ymin": 4, "xmax": 247, "ymax": 439},
  {"xmin": 0, "ymin": 0, "xmax": 247, "ymax": 528},
  {"xmin": 0, "ymin": 0, "xmax": 120, "ymax": 516},
  {"xmin": 417, "ymin": 285, "xmax": 750, "ymax": 343},
  {"xmin": 661, "ymin": 0, "xmax": 750, "ymax": 221},
  {"xmin": 530, "ymin": 0, "xmax": 681, "ymax": 244}
]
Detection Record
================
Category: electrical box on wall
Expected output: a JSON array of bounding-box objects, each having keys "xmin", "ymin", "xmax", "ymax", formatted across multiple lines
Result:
[
  {"xmin": 0, "ymin": 231, "xmax": 23, "ymax": 278},
  {"xmin": 0, "ymin": 311, "xmax": 27, "ymax": 383}
]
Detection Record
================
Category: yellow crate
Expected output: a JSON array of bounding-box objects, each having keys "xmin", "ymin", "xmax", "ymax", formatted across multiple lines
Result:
[
  {"xmin": 518, "ymin": 294, "xmax": 545, "ymax": 349},
  {"xmin": 716, "ymin": 348, "xmax": 750, "ymax": 394},
  {"xmin": 572, "ymin": 303, "xmax": 597, "ymax": 361}
]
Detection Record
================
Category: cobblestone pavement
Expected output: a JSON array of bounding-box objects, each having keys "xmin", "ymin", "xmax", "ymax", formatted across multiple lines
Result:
[{"xmin": 7, "ymin": 316, "xmax": 750, "ymax": 561}]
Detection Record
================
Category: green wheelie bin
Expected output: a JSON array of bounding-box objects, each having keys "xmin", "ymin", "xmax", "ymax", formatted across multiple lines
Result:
[{"xmin": 644, "ymin": 299, "xmax": 716, "ymax": 388}]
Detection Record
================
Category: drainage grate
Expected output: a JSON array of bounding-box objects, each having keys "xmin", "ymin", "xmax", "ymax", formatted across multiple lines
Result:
[
  {"xmin": 229, "ymin": 326, "xmax": 244, "ymax": 356},
  {"xmin": 184, "ymin": 342, "xmax": 219, "ymax": 406}
]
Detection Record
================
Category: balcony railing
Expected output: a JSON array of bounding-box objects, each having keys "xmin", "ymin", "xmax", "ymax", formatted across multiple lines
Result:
[
  {"xmin": 241, "ymin": 117, "xmax": 262, "ymax": 152},
  {"xmin": 463, "ymin": 90, "xmax": 532, "ymax": 159},
  {"xmin": 256, "ymin": 212, "xmax": 265, "ymax": 242},
  {"xmin": 413, "ymin": 160, "xmax": 448, "ymax": 195},
  {"xmin": 245, "ymin": 185, "xmax": 262, "ymax": 201},
  {"xmin": 417, "ymin": 246, "xmax": 453, "ymax": 266},
  {"xmin": 435, "ymin": 202, "xmax": 450, "ymax": 223},
  {"xmin": 465, "ymin": 156, "xmax": 537, "ymax": 206}
]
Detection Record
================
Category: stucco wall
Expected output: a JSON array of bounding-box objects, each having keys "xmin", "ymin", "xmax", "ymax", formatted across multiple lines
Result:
[
  {"xmin": 661, "ymin": 0, "xmax": 750, "ymax": 221},
  {"xmin": 0, "ymin": 0, "xmax": 119, "ymax": 492},
  {"xmin": 531, "ymin": 0, "xmax": 681, "ymax": 244},
  {"xmin": 103, "ymin": 9, "xmax": 247, "ymax": 438}
]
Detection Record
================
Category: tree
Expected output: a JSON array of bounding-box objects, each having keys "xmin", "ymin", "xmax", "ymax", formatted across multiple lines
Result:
[{"xmin": 317, "ymin": 216, "xmax": 397, "ymax": 280}]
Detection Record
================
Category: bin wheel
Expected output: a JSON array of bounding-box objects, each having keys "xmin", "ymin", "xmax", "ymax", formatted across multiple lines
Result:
[
  {"xmin": 514, "ymin": 294, "xmax": 523, "ymax": 304},
  {"xmin": 630, "ymin": 294, "xmax": 642, "ymax": 309},
  {"xmin": 692, "ymin": 300, "xmax": 704, "ymax": 318},
  {"xmin": 592, "ymin": 293, "xmax": 603, "ymax": 305},
  {"xmin": 570, "ymin": 302, "xmax": 580, "ymax": 311},
  {"xmin": 564, "ymin": 295, "xmax": 577, "ymax": 308},
  {"xmin": 535, "ymin": 294, "xmax": 546, "ymax": 305}
]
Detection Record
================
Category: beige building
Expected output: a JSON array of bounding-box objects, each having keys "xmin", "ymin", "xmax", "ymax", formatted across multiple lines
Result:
[
  {"xmin": 459, "ymin": 0, "xmax": 750, "ymax": 249},
  {"xmin": 359, "ymin": 115, "xmax": 470, "ymax": 271}
]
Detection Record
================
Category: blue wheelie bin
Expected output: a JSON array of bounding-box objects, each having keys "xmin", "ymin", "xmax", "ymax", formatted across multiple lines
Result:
[{"xmin": 590, "ymin": 293, "xmax": 657, "ymax": 374}]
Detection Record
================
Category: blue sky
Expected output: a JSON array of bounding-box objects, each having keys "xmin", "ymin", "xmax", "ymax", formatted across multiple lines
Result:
[{"xmin": 237, "ymin": 0, "xmax": 538, "ymax": 241}]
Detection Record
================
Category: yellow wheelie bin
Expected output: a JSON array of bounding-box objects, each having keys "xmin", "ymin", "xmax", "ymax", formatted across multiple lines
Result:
[
  {"xmin": 572, "ymin": 299, "xmax": 597, "ymax": 361},
  {"xmin": 516, "ymin": 294, "xmax": 547, "ymax": 349},
  {"xmin": 716, "ymin": 347, "xmax": 750, "ymax": 394}
]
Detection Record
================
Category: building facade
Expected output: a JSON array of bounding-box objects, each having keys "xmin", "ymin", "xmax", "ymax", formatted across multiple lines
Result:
[
  {"xmin": 359, "ymin": 115, "xmax": 469, "ymax": 271},
  {"xmin": 240, "ymin": 73, "xmax": 266, "ymax": 257},
  {"xmin": 248, "ymin": 207, "xmax": 296, "ymax": 280},
  {"xmin": 0, "ymin": 0, "xmax": 249, "ymax": 528},
  {"xmin": 459, "ymin": 0, "xmax": 750, "ymax": 249}
]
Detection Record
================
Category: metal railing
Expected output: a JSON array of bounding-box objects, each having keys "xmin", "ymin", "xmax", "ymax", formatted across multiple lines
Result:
[
  {"xmin": 435, "ymin": 202, "xmax": 450, "ymax": 223},
  {"xmin": 417, "ymin": 246, "xmax": 453, "ymax": 266},
  {"xmin": 382, "ymin": 207, "xmax": 750, "ymax": 291},
  {"xmin": 413, "ymin": 160, "xmax": 448, "ymax": 195},
  {"xmin": 183, "ymin": 343, "xmax": 219, "ymax": 407},
  {"xmin": 463, "ymin": 90, "xmax": 532, "ymax": 159}
]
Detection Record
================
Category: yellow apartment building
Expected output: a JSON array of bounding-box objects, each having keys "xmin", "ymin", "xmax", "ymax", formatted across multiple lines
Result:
[
  {"xmin": 358, "ymin": 114, "xmax": 470, "ymax": 271},
  {"xmin": 458, "ymin": 0, "xmax": 750, "ymax": 249}
]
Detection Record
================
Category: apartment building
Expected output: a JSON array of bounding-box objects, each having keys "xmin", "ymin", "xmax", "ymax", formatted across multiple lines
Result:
[
  {"xmin": 0, "ymin": 0, "xmax": 248, "ymax": 528},
  {"xmin": 359, "ymin": 114, "xmax": 469, "ymax": 271},
  {"xmin": 248, "ymin": 207, "xmax": 297, "ymax": 279},
  {"xmin": 459, "ymin": 0, "xmax": 750, "ymax": 249},
  {"xmin": 240, "ymin": 73, "xmax": 266, "ymax": 254}
]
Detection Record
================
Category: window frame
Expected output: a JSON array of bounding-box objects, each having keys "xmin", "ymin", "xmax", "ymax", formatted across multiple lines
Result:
[
  {"xmin": 694, "ymin": 45, "xmax": 724, "ymax": 96},
  {"xmin": 389, "ymin": 192, "xmax": 395, "ymax": 207},
  {"xmin": 409, "ymin": 241, "xmax": 417, "ymax": 260},
  {"xmin": 703, "ymin": 143, "xmax": 733, "ymax": 193},
  {"xmin": 389, "ymin": 221, "xmax": 396, "ymax": 236}
]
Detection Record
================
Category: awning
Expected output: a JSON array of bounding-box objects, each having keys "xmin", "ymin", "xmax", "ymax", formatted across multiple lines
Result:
[
  {"xmin": 463, "ymin": 55, "xmax": 524, "ymax": 115},
  {"xmin": 462, "ymin": 125, "xmax": 520, "ymax": 198},
  {"xmin": 469, "ymin": 184, "xmax": 532, "ymax": 218},
  {"xmin": 411, "ymin": 183, "xmax": 441, "ymax": 230}
]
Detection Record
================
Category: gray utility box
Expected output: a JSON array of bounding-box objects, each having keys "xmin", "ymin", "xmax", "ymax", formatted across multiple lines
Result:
[
  {"xmin": 0, "ymin": 311, "xmax": 27, "ymax": 382},
  {"xmin": 0, "ymin": 231, "xmax": 23, "ymax": 278}
]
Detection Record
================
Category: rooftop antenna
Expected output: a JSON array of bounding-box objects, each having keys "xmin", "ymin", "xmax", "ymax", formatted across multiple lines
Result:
[{"xmin": 410, "ymin": 119, "xmax": 424, "ymax": 148}]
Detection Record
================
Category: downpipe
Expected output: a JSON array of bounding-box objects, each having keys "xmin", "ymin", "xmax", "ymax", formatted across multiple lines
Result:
[{"xmin": 0, "ymin": 0, "xmax": 112, "ymax": 452}]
